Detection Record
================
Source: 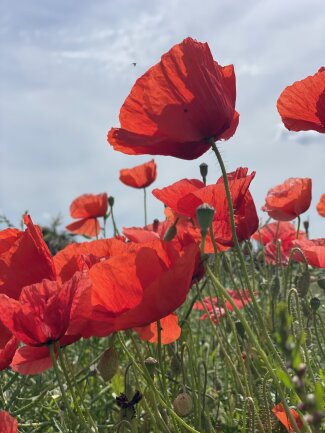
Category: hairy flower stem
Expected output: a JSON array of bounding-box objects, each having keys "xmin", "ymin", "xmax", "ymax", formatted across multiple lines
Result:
[
  {"xmin": 210, "ymin": 140, "xmax": 289, "ymax": 371},
  {"xmin": 144, "ymin": 187, "xmax": 147, "ymax": 226},
  {"xmin": 206, "ymin": 265, "xmax": 302, "ymax": 433},
  {"xmin": 55, "ymin": 344, "xmax": 98, "ymax": 433}
]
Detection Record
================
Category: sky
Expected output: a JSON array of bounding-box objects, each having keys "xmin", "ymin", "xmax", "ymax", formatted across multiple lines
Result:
[{"xmin": 0, "ymin": 0, "xmax": 324, "ymax": 238}]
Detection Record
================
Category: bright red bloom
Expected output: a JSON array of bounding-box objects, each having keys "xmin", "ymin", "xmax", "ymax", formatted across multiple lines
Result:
[
  {"xmin": 134, "ymin": 313, "xmax": 181, "ymax": 344},
  {"xmin": 120, "ymin": 159, "xmax": 157, "ymax": 188},
  {"xmin": 66, "ymin": 193, "xmax": 108, "ymax": 237},
  {"xmin": 153, "ymin": 167, "xmax": 258, "ymax": 246},
  {"xmin": 293, "ymin": 238, "xmax": 325, "ymax": 268},
  {"xmin": 262, "ymin": 178, "xmax": 312, "ymax": 221},
  {"xmin": 317, "ymin": 193, "xmax": 325, "ymax": 217},
  {"xmin": 0, "ymin": 215, "xmax": 56, "ymax": 300},
  {"xmin": 272, "ymin": 404, "xmax": 304, "ymax": 432},
  {"xmin": 277, "ymin": 67, "xmax": 325, "ymax": 133},
  {"xmin": 10, "ymin": 335, "xmax": 79, "ymax": 375},
  {"xmin": 0, "ymin": 410, "xmax": 18, "ymax": 433},
  {"xmin": 193, "ymin": 290, "xmax": 253, "ymax": 323},
  {"xmin": 0, "ymin": 328, "xmax": 18, "ymax": 371},
  {"xmin": 252, "ymin": 222, "xmax": 306, "ymax": 265},
  {"xmin": 0, "ymin": 272, "xmax": 89, "ymax": 346},
  {"xmin": 108, "ymin": 37, "xmax": 239, "ymax": 160},
  {"xmin": 69, "ymin": 240, "xmax": 198, "ymax": 338}
]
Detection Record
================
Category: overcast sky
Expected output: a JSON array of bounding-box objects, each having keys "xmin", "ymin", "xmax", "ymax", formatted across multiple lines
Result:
[{"xmin": 0, "ymin": 0, "xmax": 324, "ymax": 238}]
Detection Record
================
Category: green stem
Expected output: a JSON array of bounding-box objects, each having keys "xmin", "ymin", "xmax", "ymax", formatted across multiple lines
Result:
[
  {"xmin": 144, "ymin": 187, "xmax": 147, "ymax": 226},
  {"xmin": 206, "ymin": 265, "xmax": 302, "ymax": 433}
]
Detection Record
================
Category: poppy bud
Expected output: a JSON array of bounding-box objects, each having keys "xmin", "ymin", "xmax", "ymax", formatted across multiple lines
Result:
[
  {"xmin": 303, "ymin": 220, "xmax": 309, "ymax": 232},
  {"xmin": 317, "ymin": 277, "xmax": 325, "ymax": 290},
  {"xmin": 170, "ymin": 355, "xmax": 182, "ymax": 376},
  {"xmin": 271, "ymin": 275, "xmax": 281, "ymax": 298},
  {"xmin": 173, "ymin": 392, "xmax": 193, "ymax": 417},
  {"xmin": 108, "ymin": 196, "xmax": 115, "ymax": 207},
  {"xmin": 152, "ymin": 219, "xmax": 159, "ymax": 232},
  {"xmin": 235, "ymin": 321, "xmax": 245, "ymax": 339},
  {"xmin": 199, "ymin": 163, "xmax": 208, "ymax": 184},
  {"xmin": 144, "ymin": 357, "xmax": 158, "ymax": 377},
  {"xmin": 196, "ymin": 203, "xmax": 215, "ymax": 236},
  {"xmin": 295, "ymin": 269, "xmax": 310, "ymax": 298},
  {"xmin": 163, "ymin": 224, "xmax": 177, "ymax": 241},
  {"xmin": 296, "ymin": 363, "xmax": 307, "ymax": 378},
  {"xmin": 97, "ymin": 347, "xmax": 119, "ymax": 382},
  {"xmin": 310, "ymin": 297, "xmax": 321, "ymax": 312}
]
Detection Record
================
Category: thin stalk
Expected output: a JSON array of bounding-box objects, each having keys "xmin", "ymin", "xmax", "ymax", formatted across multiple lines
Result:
[{"xmin": 144, "ymin": 187, "xmax": 147, "ymax": 226}]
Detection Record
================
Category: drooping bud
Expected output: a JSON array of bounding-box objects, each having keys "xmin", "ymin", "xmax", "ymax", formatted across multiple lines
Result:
[
  {"xmin": 295, "ymin": 269, "xmax": 310, "ymax": 298},
  {"xmin": 235, "ymin": 321, "xmax": 245, "ymax": 339},
  {"xmin": 108, "ymin": 196, "xmax": 115, "ymax": 207},
  {"xmin": 310, "ymin": 297, "xmax": 321, "ymax": 312},
  {"xmin": 271, "ymin": 275, "xmax": 281, "ymax": 298},
  {"xmin": 303, "ymin": 220, "xmax": 309, "ymax": 233},
  {"xmin": 196, "ymin": 203, "xmax": 215, "ymax": 236},
  {"xmin": 173, "ymin": 392, "xmax": 193, "ymax": 417},
  {"xmin": 199, "ymin": 163, "xmax": 208, "ymax": 184},
  {"xmin": 317, "ymin": 277, "xmax": 325, "ymax": 290},
  {"xmin": 97, "ymin": 347, "xmax": 119, "ymax": 381},
  {"xmin": 170, "ymin": 355, "xmax": 182, "ymax": 376}
]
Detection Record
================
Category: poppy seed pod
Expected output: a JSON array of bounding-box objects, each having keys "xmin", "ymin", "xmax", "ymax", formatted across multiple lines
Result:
[
  {"xmin": 97, "ymin": 348, "xmax": 119, "ymax": 382},
  {"xmin": 144, "ymin": 357, "xmax": 158, "ymax": 377},
  {"xmin": 173, "ymin": 392, "xmax": 193, "ymax": 417},
  {"xmin": 196, "ymin": 203, "xmax": 215, "ymax": 236}
]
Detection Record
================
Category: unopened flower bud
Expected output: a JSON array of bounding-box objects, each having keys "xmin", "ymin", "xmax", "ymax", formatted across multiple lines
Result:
[
  {"xmin": 144, "ymin": 357, "xmax": 158, "ymax": 377},
  {"xmin": 271, "ymin": 275, "xmax": 281, "ymax": 298},
  {"xmin": 173, "ymin": 392, "xmax": 193, "ymax": 417},
  {"xmin": 152, "ymin": 219, "xmax": 159, "ymax": 232},
  {"xmin": 97, "ymin": 347, "xmax": 119, "ymax": 381},
  {"xmin": 235, "ymin": 321, "xmax": 245, "ymax": 339},
  {"xmin": 295, "ymin": 269, "xmax": 310, "ymax": 298},
  {"xmin": 296, "ymin": 363, "xmax": 306, "ymax": 378},
  {"xmin": 196, "ymin": 203, "xmax": 215, "ymax": 236},
  {"xmin": 303, "ymin": 220, "xmax": 309, "ymax": 232},
  {"xmin": 163, "ymin": 223, "xmax": 177, "ymax": 241},
  {"xmin": 310, "ymin": 297, "xmax": 320, "ymax": 312},
  {"xmin": 170, "ymin": 355, "xmax": 182, "ymax": 376},
  {"xmin": 108, "ymin": 196, "xmax": 115, "ymax": 207},
  {"xmin": 199, "ymin": 163, "xmax": 208, "ymax": 184},
  {"xmin": 317, "ymin": 277, "xmax": 325, "ymax": 290}
]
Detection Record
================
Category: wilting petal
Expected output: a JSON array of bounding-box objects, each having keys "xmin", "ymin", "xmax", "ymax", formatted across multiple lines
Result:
[{"xmin": 272, "ymin": 403, "xmax": 304, "ymax": 432}]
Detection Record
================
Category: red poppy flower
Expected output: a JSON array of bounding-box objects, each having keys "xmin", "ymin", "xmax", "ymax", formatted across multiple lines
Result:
[
  {"xmin": 277, "ymin": 67, "xmax": 325, "ymax": 133},
  {"xmin": 262, "ymin": 178, "xmax": 312, "ymax": 221},
  {"xmin": 272, "ymin": 403, "xmax": 304, "ymax": 432},
  {"xmin": 69, "ymin": 240, "xmax": 198, "ymax": 338},
  {"xmin": 0, "ymin": 272, "xmax": 89, "ymax": 346},
  {"xmin": 108, "ymin": 37, "xmax": 239, "ymax": 160},
  {"xmin": 134, "ymin": 313, "xmax": 181, "ymax": 344},
  {"xmin": 193, "ymin": 290, "xmax": 253, "ymax": 323},
  {"xmin": 317, "ymin": 193, "xmax": 325, "ymax": 217},
  {"xmin": 0, "ymin": 410, "xmax": 18, "ymax": 433},
  {"xmin": 0, "ymin": 215, "xmax": 56, "ymax": 300},
  {"xmin": 293, "ymin": 238, "xmax": 325, "ymax": 268},
  {"xmin": 10, "ymin": 335, "xmax": 80, "ymax": 375},
  {"xmin": 120, "ymin": 159, "xmax": 157, "ymax": 188},
  {"xmin": 0, "ymin": 326, "xmax": 18, "ymax": 371},
  {"xmin": 153, "ymin": 167, "xmax": 258, "ymax": 246},
  {"xmin": 252, "ymin": 222, "xmax": 306, "ymax": 265},
  {"xmin": 66, "ymin": 193, "xmax": 108, "ymax": 237}
]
